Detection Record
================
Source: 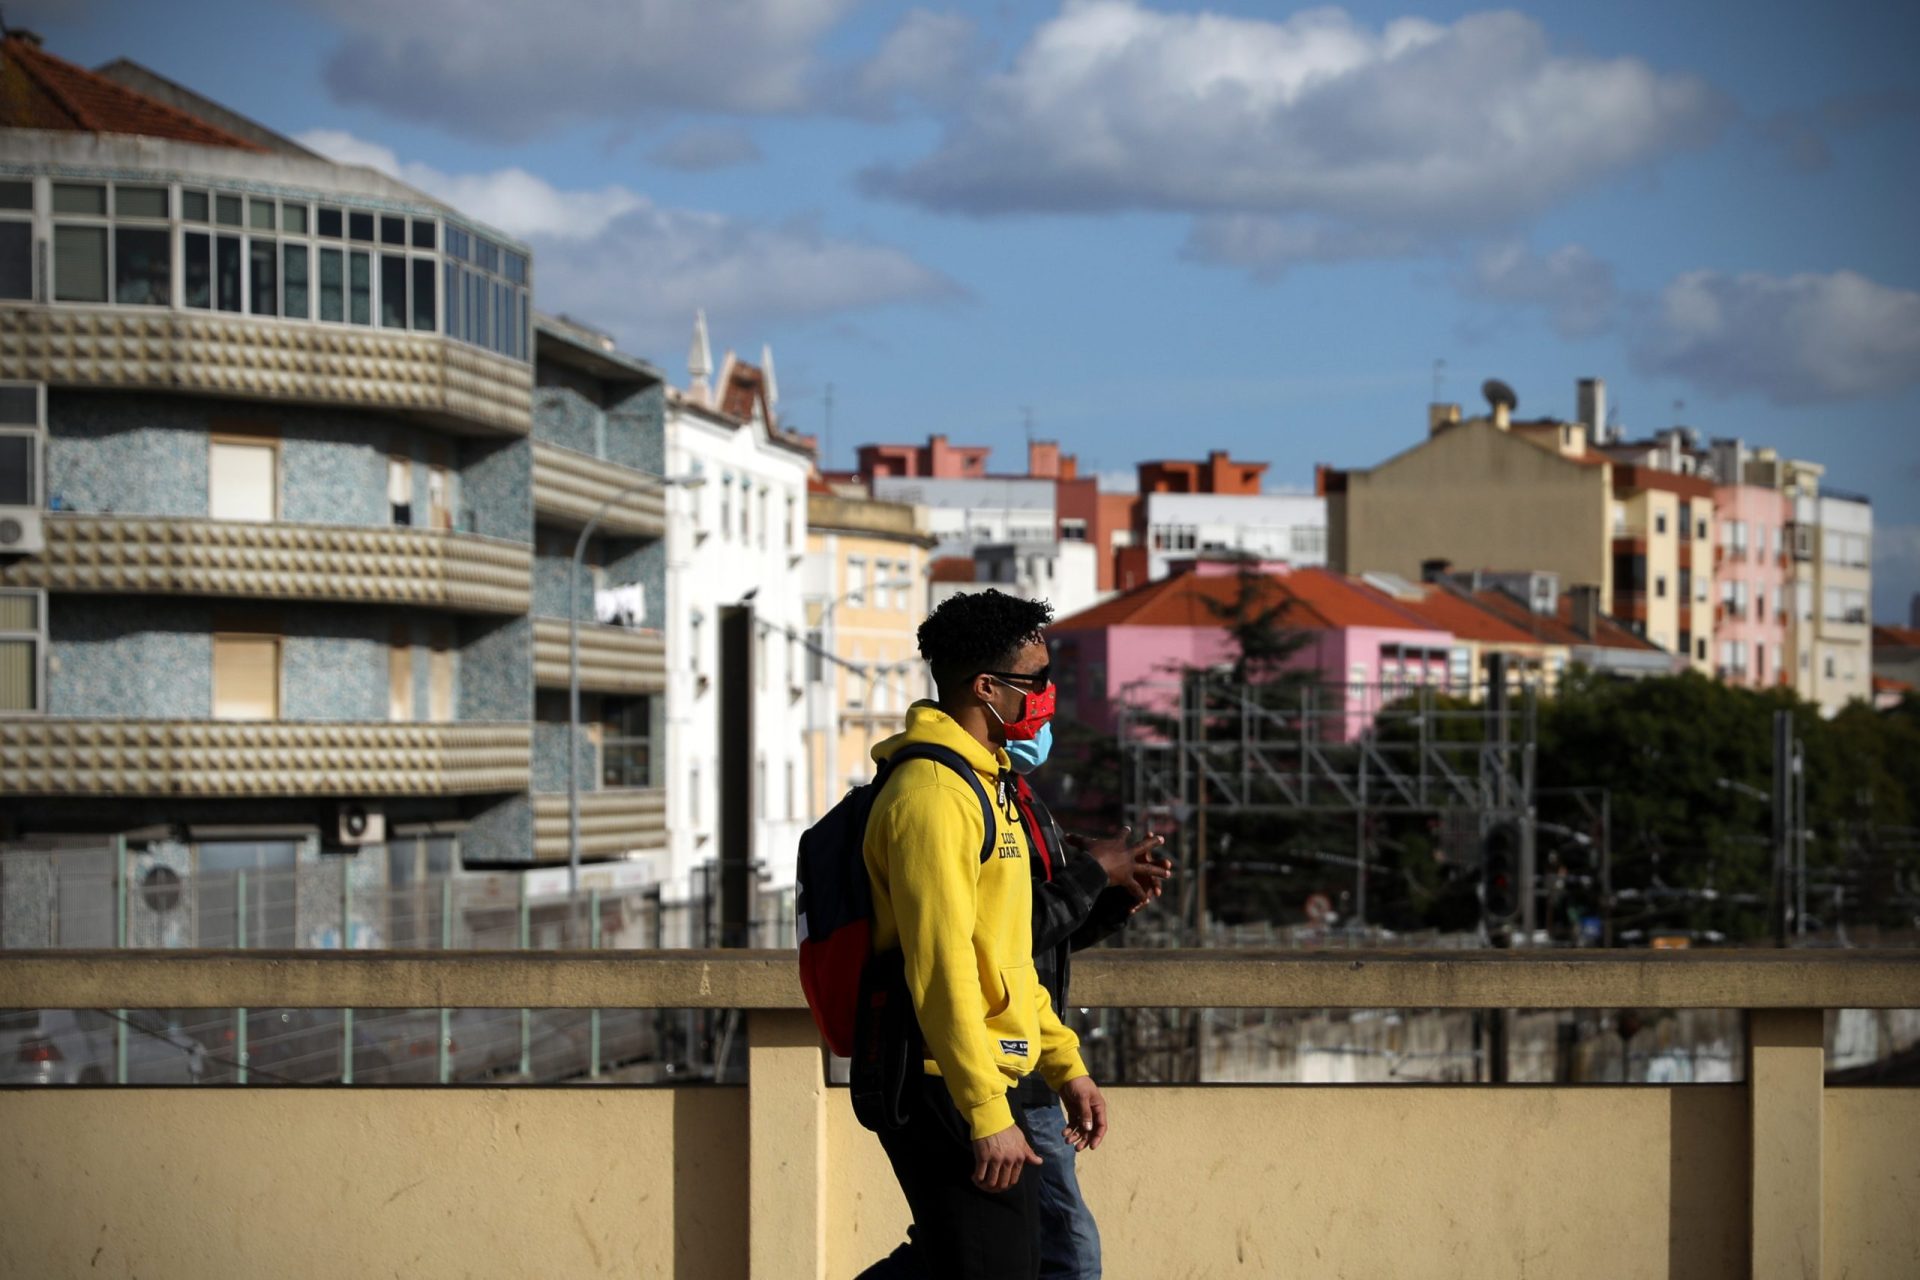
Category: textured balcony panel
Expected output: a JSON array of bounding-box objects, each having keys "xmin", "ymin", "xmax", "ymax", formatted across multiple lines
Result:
[
  {"xmin": 531, "ymin": 788, "xmax": 667, "ymax": 861},
  {"xmin": 0, "ymin": 720, "xmax": 529, "ymax": 797},
  {"xmin": 531, "ymin": 618, "xmax": 666, "ymax": 694},
  {"xmin": 0, "ymin": 305, "xmax": 530, "ymax": 435},
  {"xmin": 1, "ymin": 515, "xmax": 531, "ymax": 614},
  {"xmin": 531, "ymin": 442, "xmax": 667, "ymax": 537}
]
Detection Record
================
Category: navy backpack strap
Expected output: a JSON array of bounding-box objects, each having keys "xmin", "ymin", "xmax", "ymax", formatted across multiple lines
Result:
[{"xmin": 883, "ymin": 743, "xmax": 998, "ymax": 865}]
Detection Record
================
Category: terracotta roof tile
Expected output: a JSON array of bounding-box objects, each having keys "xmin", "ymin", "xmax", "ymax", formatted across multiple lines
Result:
[
  {"xmin": 0, "ymin": 35, "xmax": 264, "ymax": 151},
  {"xmin": 1394, "ymin": 587, "xmax": 1546, "ymax": 644},
  {"xmin": 1054, "ymin": 567, "xmax": 1447, "ymax": 635},
  {"xmin": 1873, "ymin": 625, "xmax": 1920, "ymax": 649},
  {"xmin": 929, "ymin": 556, "xmax": 975, "ymax": 583}
]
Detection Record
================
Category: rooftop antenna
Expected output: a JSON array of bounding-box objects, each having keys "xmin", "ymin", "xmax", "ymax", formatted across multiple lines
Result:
[
  {"xmin": 822, "ymin": 382, "xmax": 835, "ymax": 470},
  {"xmin": 1672, "ymin": 398, "xmax": 1686, "ymax": 424},
  {"xmin": 1432, "ymin": 357, "xmax": 1447, "ymax": 404},
  {"xmin": 1021, "ymin": 405, "xmax": 1034, "ymax": 450}
]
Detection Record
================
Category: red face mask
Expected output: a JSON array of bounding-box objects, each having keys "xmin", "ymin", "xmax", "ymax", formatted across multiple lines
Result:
[{"xmin": 987, "ymin": 676, "xmax": 1056, "ymax": 741}]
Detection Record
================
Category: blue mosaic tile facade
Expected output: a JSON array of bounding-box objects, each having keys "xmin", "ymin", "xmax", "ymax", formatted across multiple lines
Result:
[
  {"xmin": 49, "ymin": 598, "xmax": 210, "ymax": 717},
  {"xmin": 459, "ymin": 617, "xmax": 531, "ymax": 722},
  {"xmin": 460, "ymin": 437, "xmax": 532, "ymax": 543},
  {"xmin": 281, "ymin": 607, "xmax": 391, "ymax": 721},
  {"xmin": 533, "ymin": 383, "xmax": 599, "ymax": 454},
  {"xmin": 462, "ymin": 793, "xmax": 533, "ymax": 864},
  {"xmin": 606, "ymin": 383, "xmax": 666, "ymax": 474},
  {"xmin": 46, "ymin": 391, "xmax": 486, "ymax": 533}
]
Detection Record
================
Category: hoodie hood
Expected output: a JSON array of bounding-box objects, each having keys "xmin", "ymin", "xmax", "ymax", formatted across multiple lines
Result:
[{"xmin": 871, "ymin": 700, "xmax": 1006, "ymax": 781}]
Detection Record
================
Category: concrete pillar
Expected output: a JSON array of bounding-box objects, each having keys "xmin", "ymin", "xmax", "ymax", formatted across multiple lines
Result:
[
  {"xmin": 749, "ymin": 1009, "xmax": 827, "ymax": 1280},
  {"xmin": 1748, "ymin": 1009, "xmax": 1823, "ymax": 1279}
]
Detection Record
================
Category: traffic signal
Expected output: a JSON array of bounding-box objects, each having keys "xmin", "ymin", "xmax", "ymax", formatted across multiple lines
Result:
[{"xmin": 1482, "ymin": 822, "xmax": 1520, "ymax": 924}]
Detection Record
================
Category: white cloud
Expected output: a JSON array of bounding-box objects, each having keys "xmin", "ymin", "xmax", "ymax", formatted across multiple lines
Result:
[
  {"xmin": 1182, "ymin": 215, "xmax": 1424, "ymax": 277},
  {"xmin": 296, "ymin": 130, "xmax": 957, "ymax": 352},
  {"xmin": 1459, "ymin": 241, "xmax": 1618, "ymax": 338},
  {"xmin": 849, "ymin": 10, "xmax": 988, "ymax": 114},
  {"xmin": 647, "ymin": 125, "xmax": 764, "ymax": 173},
  {"xmin": 1630, "ymin": 269, "xmax": 1920, "ymax": 404},
  {"xmin": 312, "ymin": 0, "xmax": 858, "ymax": 139},
  {"xmin": 865, "ymin": 3, "xmax": 1726, "ymax": 235}
]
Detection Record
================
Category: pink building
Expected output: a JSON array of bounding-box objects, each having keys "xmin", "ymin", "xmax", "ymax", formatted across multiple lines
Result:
[
  {"xmin": 1050, "ymin": 562, "xmax": 1453, "ymax": 742},
  {"xmin": 1713, "ymin": 482, "xmax": 1792, "ymax": 688}
]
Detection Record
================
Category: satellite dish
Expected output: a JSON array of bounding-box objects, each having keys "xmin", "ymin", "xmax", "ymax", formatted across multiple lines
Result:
[{"xmin": 1482, "ymin": 378, "xmax": 1518, "ymax": 413}]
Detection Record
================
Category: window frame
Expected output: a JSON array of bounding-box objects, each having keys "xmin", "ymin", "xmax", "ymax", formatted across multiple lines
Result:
[
  {"xmin": 207, "ymin": 429, "xmax": 281, "ymax": 523},
  {"xmin": 0, "ymin": 587, "xmax": 48, "ymax": 714},
  {"xmin": 0, "ymin": 379, "xmax": 47, "ymax": 510},
  {"xmin": 211, "ymin": 630, "xmax": 283, "ymax": 722}
]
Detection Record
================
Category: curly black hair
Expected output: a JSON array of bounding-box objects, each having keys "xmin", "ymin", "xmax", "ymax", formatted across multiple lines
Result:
[{"xmin": 916, "ymin": 589, "xmax": 1054, "ymax": 698}]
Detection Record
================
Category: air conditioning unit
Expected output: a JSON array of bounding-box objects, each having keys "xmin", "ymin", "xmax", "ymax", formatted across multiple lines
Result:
[
  {"xmin": 336, "ymin": 803, "xmax": 386, "ymax": 847},
  {"xmin": 0, "ymin": 508, "xmax": 42, "ymax": 555}
]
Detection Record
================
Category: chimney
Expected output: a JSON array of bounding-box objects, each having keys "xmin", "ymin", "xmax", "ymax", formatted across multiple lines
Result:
[
  {"xmin": 1492, "ymin": 401, "xmax": 1511, "ymax": 430},
  {"xmin": 1428, "ymin": 403, "xmax": 1461, "ymax": 435},
  {"xmin": 1571, "ymin": 584, "xmax": 1602, "ymax": 639},
  {"xmin": 1028, "ymin": 439, "xmax": 1061, "ymax": 479},
  {"xmin": 1577, "ymin": 378, "xmax": 1606, "ymax": 436},
  {"xmin": 1420, "ymin": 558, "xmax": 1453, "ymax": 584}
]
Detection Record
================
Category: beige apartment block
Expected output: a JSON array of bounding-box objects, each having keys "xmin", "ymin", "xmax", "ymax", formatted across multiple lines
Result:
[
  {"xmin": 802, "ymin": 490, "xmax": 936, "ymax": 819},
  {"xmin": 1326, "ymin": 392, "xmax": 1715, "ymax": 674}
]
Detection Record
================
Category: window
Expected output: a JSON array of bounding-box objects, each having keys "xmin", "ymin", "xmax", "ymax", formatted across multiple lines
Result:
[
  {"xmin": 1756, "ymin": 644, "xmax": 1766, "ymax": 682},
  {"xmin": 805, "ymin": 628, "xmax": 823, "ymax": 682},
  {"xmin": 1655, "ymin": 575, "xmax": 1667, "ymax": 600},
  {"xmin": 894, "ymin": 562, "xmax": 911, "ymax": 610},
  {"xmin": 1678, "ymin": 502, "xmax": 1692, "ymax": 541},
  {"xmin": 427, "ymin": 627, "xmax": 454, "ymax": 722},
  {"xmin": 847, "ymin": 556, "xmax": 867, "ymax": 606},
  {"xmin": 215, "ymin": 234, "xmax": 241, "ymax": 312},
  {"xmin": 1061, "ymin": 518, "xmax": 1088, "ymax": 541},
  {"xmin": 1654, "ymin": 510, "xmax": 1668, "ymax": 535},
  {"xmin": 786, "ymin": 760, "xmax": 796, "ymax": 821},
  {"xmin": 388, "ymin": 626, "xmax": 411, "ymax": 720},
  {"xmin": 1448, "ymin": 647, "xmax": 1471, "ymax": 694},
  {"xmin": 0, "ymin": 181, "xmax": 30, "ymax": 301},
  {"xmin": 0, "ymin": 381, "xmax": 44, "ymax": 509},
  {"xmin": 758, "ymin": 487, "xmax": 769, "ymax": 550},
  {"xmin": 349, "ymin": 251, "xmax": 371, "ymax": 325},
  {"xmin": 212, "ymin": 633, "xmax": 280, "ymax": 720},
  {"xmin": 720, "ymin": 478, "xmax": 732, "ymax": 540},
  {"xmin": 1824, "ymin": 654, "xmax": 1835, "ymax": 679},
  {"xmin": 380, "ymin": 253, "xmax": 408, "ymax": 328},
  {"xmin": 281, "ymin": 243, "xmax": 309, "ymax": 319},
  {"xmin": 54, "ymin": 225, "xmax": 107, "ymax": 302},
  {"xmin": 847, "ymin": 643, "xmax": 864, "ymax": 708},
  {"xmin": 248, "ymin": 238, "xmax": 276, "ymax": 314},
  {"xmin": 388, "ymin": 456, "xmax": 413, "ymax": 525},
  {"xmin": 600, "ymin": 696, "xmax": 655, "ymax": 789},
  {"xmin": 689, "ymin": 612, "xmax": 703, "ymax": 674},
  {"xmin": 114, "ymin": 227, "xmax": 170, "ymax": 305},
  {"xmin": 0, "ymin": 590, "xmax": 45, "ymax": 712},
  {"xmin": 1696, "ymin": 637, "xmax": 1706, "ymax": 661},
  {"xmin": 786, "ymin": 495, "xmax": 797, "ymax": 550},
  {"xmin": 318, "ymin": 247, "xmax": 344, "ymax": 321},
  {"xmin": 208, "ymin": 436, "xmax": 277, "ymax": 522},
  {"xmin": 427, "ymin": 460, "xmax": 453, "ymax": 530},
  {"xmin": 756, "ymin": 755, "xmax": 767, "ymax": 820},
  {"xmin": 740, "ymin": 478, "xmax": 750, "ymax": 540}
]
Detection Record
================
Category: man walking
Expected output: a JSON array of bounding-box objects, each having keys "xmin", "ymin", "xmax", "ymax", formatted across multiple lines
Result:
[
  {"xmin": 1007, "ymin": 722, "xmax": 1169, "ymax": 1279},
  {"xmin": 857, "ymin": 590, "xmax": 1104, "ymax": 1280}
]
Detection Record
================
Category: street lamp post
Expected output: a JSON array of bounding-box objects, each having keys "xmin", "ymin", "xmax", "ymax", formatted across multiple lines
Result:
[{"xmin": 568, "ymin": 470, "xmax": 703, "ymax": 932}]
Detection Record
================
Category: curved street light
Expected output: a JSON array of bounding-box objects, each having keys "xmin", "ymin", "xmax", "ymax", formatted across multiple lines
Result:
[{"xmin": 569, "ymin": 469, "xmax": 705, "ymax": 922}]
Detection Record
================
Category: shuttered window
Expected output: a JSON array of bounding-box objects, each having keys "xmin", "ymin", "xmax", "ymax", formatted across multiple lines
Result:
[
  {"xmin": 209, "ymin": 439, "xmax": 276, "ymax": 521},
  {"xmin": 212, "ymin": 634, "xmax": 279, "ymax": 720},
  {"xmin": 388, "ymin": 626, "xmax": 412, "ymax": 720},
  {"xmin": 0, "ymin": 590, "xmax": 40, "ymax": 712},
  {"xmin": 427, "ymin": 628, "xmax": 454, "ymax": 722}
]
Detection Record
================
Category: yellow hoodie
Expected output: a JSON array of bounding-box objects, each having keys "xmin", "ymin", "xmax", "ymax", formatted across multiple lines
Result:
[{"xmin": 865, "ymin": 701, "xmax": 1088, "ymax": 1141}]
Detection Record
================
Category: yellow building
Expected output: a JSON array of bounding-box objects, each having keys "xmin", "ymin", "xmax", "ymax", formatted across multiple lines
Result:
[
  {"xmin": 1325, "ymin": 385, "xmax": 1714, "ymax": 673},
  {"xmin": 803, "ymin": 490, "xmax": 935, "ymax": 818}
]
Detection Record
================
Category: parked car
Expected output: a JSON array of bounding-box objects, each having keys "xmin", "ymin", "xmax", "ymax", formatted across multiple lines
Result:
[{"xmin": 1, "ymin": 1008, "xmax": 203, "ymax": 1085}]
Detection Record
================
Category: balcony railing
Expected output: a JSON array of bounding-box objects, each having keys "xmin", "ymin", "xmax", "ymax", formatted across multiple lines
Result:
[
  {"xmin": 0, "ymin": 950, "xmax": 1915, "ymax": 1279},
  {"xmin": 0, "ymin": 720, "xmax": 530, "ymax": 797},
  {"xmin": 531, "ymin": 618, "xmax": 666, "ymax": 694},
  {"xmin": 531, "ymin": 788, "xmax": 666, "ymax": 861},
  {"xmin": 0, "ymin": 514, "xmax": 532, "ymax": 615},
  {"xmin": 531, "ymin": 442, "xmax": 667, "ymax": 537},
  {"xmin": 0, "ymin": 304, "xmax": 531, "ymax": 435}
]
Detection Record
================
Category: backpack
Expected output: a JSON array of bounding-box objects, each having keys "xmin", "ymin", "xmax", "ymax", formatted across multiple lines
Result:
[{"xmin": 795, "ymin": 742, "xmax": 997, "ymax": 1062}]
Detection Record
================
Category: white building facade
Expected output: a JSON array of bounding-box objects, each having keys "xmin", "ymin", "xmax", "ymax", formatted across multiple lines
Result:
[
  {"xmin": 663, "ymin": 318, "xmax": 814, "ymax": 899},
  {"xmin": 1141, "ymin": 492, "xmax": 1328, "ymax": 581}
]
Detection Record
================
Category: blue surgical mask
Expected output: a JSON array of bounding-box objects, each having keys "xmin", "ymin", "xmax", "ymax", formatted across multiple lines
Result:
[{"xmin": 1004, "ymin": 721, "xmax": 1053, "ymax": 775}]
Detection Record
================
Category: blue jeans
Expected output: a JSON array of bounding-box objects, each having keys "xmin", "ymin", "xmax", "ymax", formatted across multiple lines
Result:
[
  {"xmin": 1025, "ymin": 1098, "xmax": 1102, "ymax": 1280},
  {"xmin": 853, "ymin": 1098, "xmax": 1102, "ymax": 1280}
]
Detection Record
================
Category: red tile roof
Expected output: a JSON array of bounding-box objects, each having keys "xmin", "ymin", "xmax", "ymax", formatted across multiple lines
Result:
[
  {"xmin": 1873, "ymin": 625, "xmax": 1920, "ymax": 650},
  {"xmin": 0, "ymin": 33, "xmax": 264, "ymax": 151},
  {"xmin": 1873, "ymin": 675, "xmax": 1912, "ymax": 694},
  {"xmin": 929, "ymin": 556, "xmax": 975, "ymax": 584},
  {"xmin": 1054, "ymin": 566, "xmax": 1443, "ymax": 634},
  {"xmin": 1393, "ymin": 587, "xmax": 1544, "ymax": 645},
  {"xmin": 1468, "ymin": 587, "xmax": 1662, "ymax": 653}
]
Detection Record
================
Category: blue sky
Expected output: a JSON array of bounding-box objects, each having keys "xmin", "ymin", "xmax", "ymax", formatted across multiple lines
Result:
[{"xmin": 25, "ymin": 0, "xmax": 1920, "ymax": 617}]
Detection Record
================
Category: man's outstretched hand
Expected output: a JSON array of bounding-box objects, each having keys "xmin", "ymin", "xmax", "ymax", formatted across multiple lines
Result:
[
  {"xmin": 1057, "ymin": 1075, "xmax": 1109, "ymax": 1152},
  {"xmin": 1068, "ymin": 826, "xmax": 1173, "ymax": 902},
  {"xmin": 972, "ymin": 1123, "xmax": 1043, "ymax": 1192}
]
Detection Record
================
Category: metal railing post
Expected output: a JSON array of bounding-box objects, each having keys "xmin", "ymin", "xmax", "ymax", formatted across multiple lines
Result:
[
  {"xmin": 341, "ymin": 864, "xmax": 354, "ymax": 1085},
  {"xmin": 438, "ymin": 879, "xmax": 454, "ymax": 1084},
  {"xmin": 114, "ymin": 835, "xmax": 128, "ymax": 1085},
  {"xmin": 518, "ymin": 874, "xmax": 532, "ymax": 1078},
  {"xmin": 589, "ymin": 888, "xmax": 603, "ymax": 1080},
  {"xmin": 235, "ymin": 867, "xmax": 248, "ymax": 1085}
]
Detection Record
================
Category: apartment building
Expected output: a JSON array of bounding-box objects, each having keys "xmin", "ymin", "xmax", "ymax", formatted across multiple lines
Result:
[
  {"xmin": 0, "ymin": 37, "xmax": 670, "ymax": 898},
  {"xmin": 664, "ymin": 316, "xmax": 813, "ymax": 894},
  {"xmin": 1323, "ymin": 377, "xmax": 1714, "ymax": 675},
  {"xmin": 802, "ymin": 487, "xmax": 935, "ymax": 818}
]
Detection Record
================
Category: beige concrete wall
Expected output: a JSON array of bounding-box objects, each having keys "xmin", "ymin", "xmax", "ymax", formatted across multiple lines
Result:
[
  {"xmin": 1340, "ymin": 423, "xmax": 1610, "ymax": 595},
  {"xmin": 1823, "ymin": 1088, "xmax": 1920, "ymax": 1280},
  {"xmin": 831, "ymin": 1087, "xmax": 1750, "ymax": 1279},
  {"xmin": 0, "ymin": 1088, "xmax": 748, "ymax": 1280}
]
